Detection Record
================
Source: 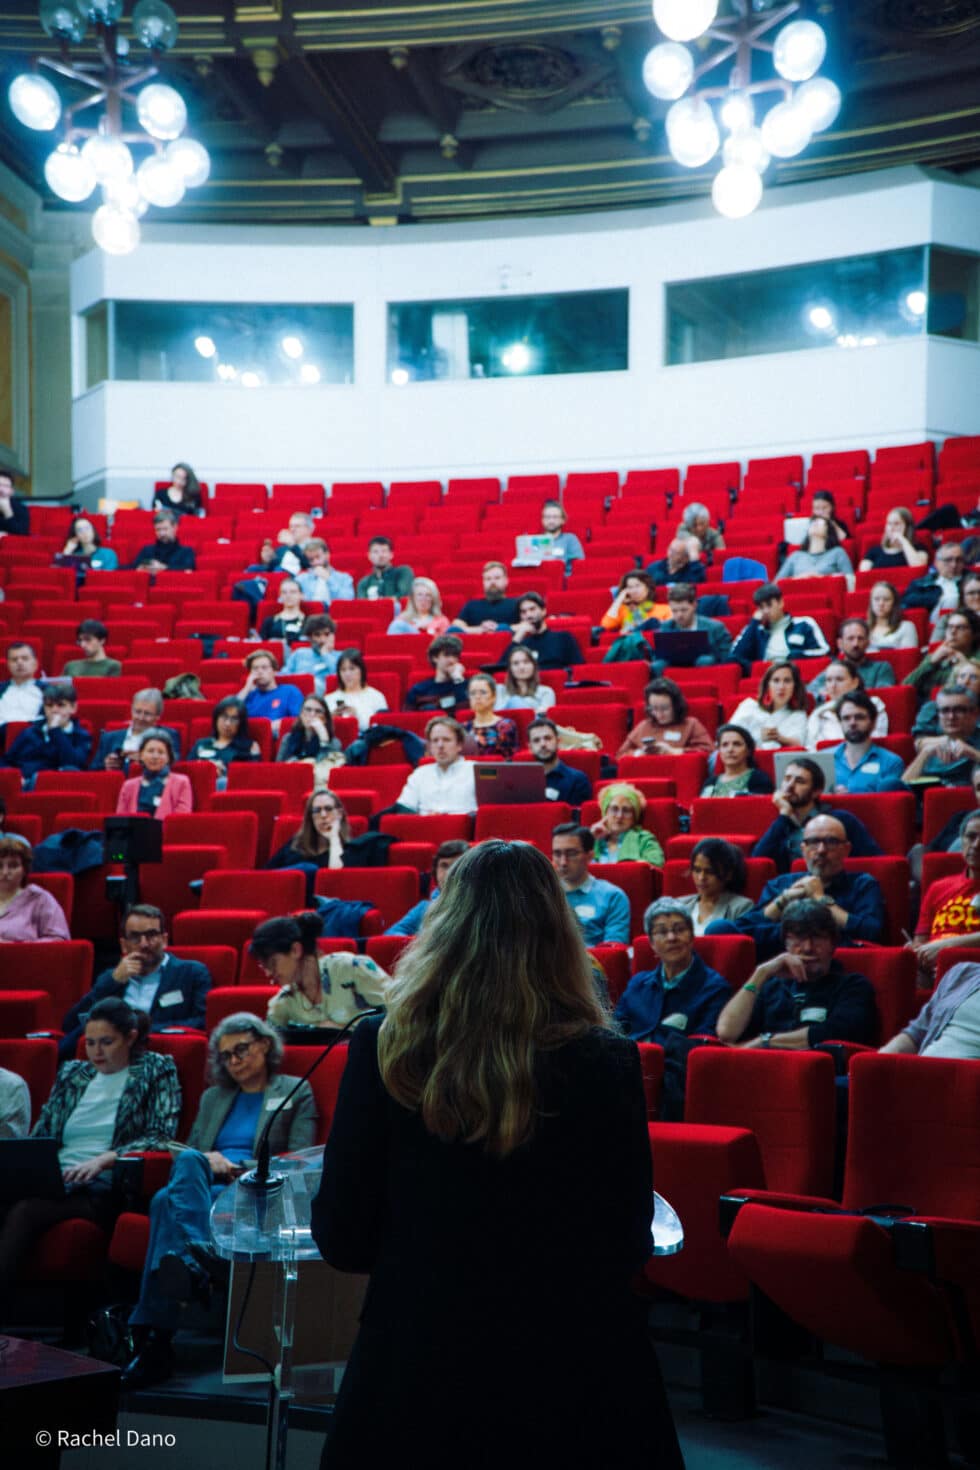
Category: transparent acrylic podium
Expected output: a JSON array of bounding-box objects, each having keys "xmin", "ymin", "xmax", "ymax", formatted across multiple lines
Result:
[{"xmin": 210, "ymin": 1146, "xmax": 683, "ymax": 1470}]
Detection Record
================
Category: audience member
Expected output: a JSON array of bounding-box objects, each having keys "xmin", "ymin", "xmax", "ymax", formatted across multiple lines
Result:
[
  {"xmin": 258, "ymin": 577, "xmax": 307, "ymax": 644},
  {"xmin": 60, "ymin": 619, "xmax": 122, "ymax": 678},
  {"xmin": 881, "ymin": 960, "xmax": 980, "ymax": 1058},
  {"xmin": 912, "ymin": 658, "xmax": 980, "ymax": 740},
  {"xmin": 295, "ymin": 539, "xmax": 355, "ymax": 604},
  {"xmin": 0, "ymin": 1064, "xmax": 29, "ymax": 1138},
  {"xmin": 449, "ymin": 562, "xmax": 521, "ymax": 632},
  {"xmin": 386, "ymin": 577, "xmax": 450, "ymax": 637},
  {"xmin": 3, "ymin": 682, "xmax": 91, "ymax": 786},
  {"xmin": 867, "ymin": 580, "xmax": 921, "ymax": 651},
  {"xmin": 806, "ymin": 660, "xmax": 887, "ymax": 747},
  {"xmin": 92, "ymin": 689, "xmax": 179, "ymax": 769},
  {"xmin": 649, "ymin": 583, "xmax": 734, "ymax": 672},
  {"xmin": 729, "ymin": 660, "xmax": 808, "ymax": 749},
  {"xmin": 254, "ymin": 913, "xmax": 388, "ymax": 1031},
  {"xmin": 116, "ymin": 729, "xmax": 192, "ymax": 817},
  {"xmin": 504, "ymin": 593, "xmax": 584, "ymax": 670},
  {"xmin": 527, "ymin": 718, "xmax": 592, "ymax": 805},
  {"xmin": 903, "ymin": 541, "xmax": 965, "ymax": 622},
  {"xmin": 536, "ymin": 500, "xmax": 584, "ymax": 566},
  {"xmin": 808, "ymin": 618, "xmax": 895, "ymax": 695},
  {"xmin": 614, "ymin": 897, "xmax": 729, "ymax": 1056},
  {"xmin": 0, "ymin": 642, "xmax": 44, "ymax": 726},
  {"xmin": 961, "ymin": 572, "xmax": 980, "ymax": 617},
  {"xmin": 732, "ymin": 583, "xmax": 830, "ymax": 672},
  {"xmin": 831, "ymin": 692, "xmax": 905, "ymax": 793},
  {"xmin": 152, "ymin": 462, "xmax": 202, "ymax": 516},
  {"xmin": 130, "ymin": 510, "xmax": 196, "ymax": 572},
  {"xmin": 551, "ymin": 823, "xmax": 630, "ymax": 945},
  {"xmin": 909, "ymin": 812, "xmax": 980, "ymax": 982},
  {"xmin": 700, "ymin": 723, "xmax": 774, "ymax": 797},
  {"xmin": 495, "ymin": 646, "xmax": 556, "ymax": 713},
  {"xmin": 776, "ymin": 515, "xmax": 854, "ymax": 582},
  {"xmin": 0, "ymin": 468, "xmax": 28, "ymax": 537},
  {"xmin": 676, "ymin": 501, "xmax": 725, "ymax": 555},
  {"xmin": 266, "ymin": 512, "xmax": 318, "ymax": 575},
  {"xmin": 282, "ymin": 614, "xmax": 340, "ymax": 694},
  {"xmin": 905, "ymin": 609, "xmax": 980, "ymax": 699},
  {"xmin": 0, "ymin": 833, "xmax": 71, "ymax": 941},
  {"xmin": 188, "ymin": 696, "xmax": 260, "ymax": 772},
  {"xmin": 385, "ymin": 840, "xmax": 471, "ymax": 935},
  {"xmin": 645, "ymin": 538, "xmax": 705, "ymax": 587},
  {"xmin": 404, "ymin": 635, "xmax": 469, "ymax": 713},
  {"xmin": 463, "ymin": 674, "xmax": 518, "ymax": 758},
  {"xmin": 324, "ymin": 649, "xmax": 389, "ymax": 730},
  {"xmin": 809, "ymin": 489, "xmax": 851, "ymax": 543},
  {"xmin": 677, "ymin": 838, "xmax": 752, "ymax": 934},
  {"xmin": 590, "ymin": 783, "xmax": 664, "ymax": 866},
  {"xmin": 356, "ymin": 536, "xmax": 414, "ymax": 599},
  {"xmin": 617, "ymin": 677, "xmax": 713, "ymax": 759},
  {"xmin": 599, "ymin": 571, "xmax": 663, "ymax": 634},
  {"xmin": 238, "ymin": 650, "xmax": 304, "ymax": 738},
  {"xmin": 752, "ymin": 756, "xmax": 882, "ymax": 872},
  {"xmin": 277, "ymin": 695, "xmax": 341, "ymax": 764},
  {"xmin": 267, "ymin": 791, "xmax": 392, "ymax": 889},
  {"xmin": 393, "ymin": 717, "xmax": 476, "ymax": 815},
  {"xmin": 903, "ymin": 688, "xmax": 980, "ymax": 787},
  {"xmin": 858, "ymin": 506, "xmax": 929, "ymax": 572},
  {"xmin": 716, "ymin": 899, "xmax": 877, "ymax": 1048},
  {"xmin": 59, "ymin": 904, "xmax": 211, "ymax": 1061},
  {"xmin": 59, "ymin": 515, "xmax": 118, "ymax": 570}
]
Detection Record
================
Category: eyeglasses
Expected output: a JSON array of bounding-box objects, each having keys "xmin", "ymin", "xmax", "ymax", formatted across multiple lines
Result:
[
  {"xmin": 939, "ymin": 706, "xmax": 971, "ymax": 716},
  {"xmin": 651, "ymin": 925, "xmax": 690, "ymax": 939},
  {"xmin": 125, "ymin": 928, "xmax": 162, "ymax": 941},
  {"xmin": 801, "ymin": 836, "xmax": 844, "ymax": 848},
  {"xmin": 217, "ymin": 1040, "xmax": 256, "ymax": 1065},
  {"xmin": 312, "ymin": 805, "xmax": 338, "ymax": 816}
]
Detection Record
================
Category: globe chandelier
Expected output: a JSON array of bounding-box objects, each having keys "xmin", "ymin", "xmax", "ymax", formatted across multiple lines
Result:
[
  {"xmin": 643, "ymin": 1, "xmax": 841, "ymax": 220},
  {"xmin": 7, "ymin": 1, "xmax": 209, "ymax": 256}
]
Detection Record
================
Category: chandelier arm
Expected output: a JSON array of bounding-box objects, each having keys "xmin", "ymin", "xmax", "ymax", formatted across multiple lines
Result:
[{"xmin": 692, "ymin": 77, "xmax": 792, "ymax": 103}]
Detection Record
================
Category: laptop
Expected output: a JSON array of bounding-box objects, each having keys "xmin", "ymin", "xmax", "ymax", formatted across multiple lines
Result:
[
  {"xmin": 513, "ymin": 533, "xmax": 558, "ymax": 566},
  {"xmin": 474, "ymin": 763, "xmax": 547, "ymax": 806},
  {"xmin": 651, "ymin": 629, "xmax": 711, "ymax": 665},
  {"xmin": 773, "ymin": 749, "xmax": 836, "ymax": 791},
  {"xmin": 0, "ymin": 1138, "xmax": 65, "ymax": 1205}
]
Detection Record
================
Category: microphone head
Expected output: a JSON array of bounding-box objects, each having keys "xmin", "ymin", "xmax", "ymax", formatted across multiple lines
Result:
[{"xmin": 239, "ymin": 1168, "xmax": 286, "ymax": 1195}]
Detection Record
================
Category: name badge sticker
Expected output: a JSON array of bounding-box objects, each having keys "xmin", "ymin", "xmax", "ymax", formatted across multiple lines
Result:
[
  {"xmin": 800, "ymin": 1007, "xmax": 828, "ymax": 1024},
  {"xmin": 577, "ymin": 904, "xmax": 597, "ymax": 919},
  {"xmin": 266, "ymin": 1097, "xmax": 293, "ymax": 1110},
  {"xmin": 157, "ymin": 991, "xmax": 183, "ymax": 1008}
]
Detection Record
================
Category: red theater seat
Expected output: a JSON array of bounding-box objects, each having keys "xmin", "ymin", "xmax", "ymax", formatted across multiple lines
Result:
[
  {"xmin": 0, "ymin": 1037, "xmax": 57, "ymax": 1121},
  {"xmin": 283, "ymin": 1042, "xmax": 350, "ymax": 1143},
  {"xmin": 474, "ymin": 802, "xmax": 572, "ymax": 853},
  {"xmin": 169, "ymin": 944, "xmax": 239, "ymax": 990},
  {"xmin": 0, "ymin": 940, "xmax": 93, "ymax": 1027},
  {"xmin": 314, "ymin": 866, "xmax": 419, "ymax": 931},
  {"xmin": 588, "ymin": 862, "xmax": 660, "ymax": 938},
  {"xmin": 172, "ymin": 909, "xmax": 269, "ymax": 952},
  {"xmin": 164, "ymin": 812, "xmax": 259, "ymax": 869},
  {"xmin": 206, "ymin": 985, "xmax": 276, "ymax": 1031},
  {"xmin": 140, "ymin": 845, "xmax": 225, "ymax": 926},
  {"xmin": 200, "ymin": 867, "xmax": 307, "ymax": 915}
]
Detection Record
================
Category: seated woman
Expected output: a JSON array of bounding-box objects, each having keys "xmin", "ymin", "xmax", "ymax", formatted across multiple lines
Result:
[
  {"xmin": 599, "ymin": 570, "xmax": 665, "ymax": 635},
  {"xmin": 0, "ymin": 998, "xmax": 179, "ymax": 1303},
  {"xmin": 277, "ymin": 695, "xmax": 342, "ymax": 764},
  {"xmin": 58, "ymin": 515, "xmax": 118, "ymax": 570},
  {"xmin": 776, "ymin": 515, "xmax": 854, "ymax": 582},
  {"xmin": 253, "ymin": 912, "xmax": 389, "ymax": 1031},
  {"xmin": 905, "ymin": 609, "xmax": 980, "ymax": 699},
  {"xmin": 0, "ymin": 833, "xmax": 71, "ymax": 941},
  {"xmin": 324, "ymin": 650, "xmax": 389, "ymax": 733},
  {"xmin": 859, "ymin": 506, "xmax": 929, "ymax": 573},
  {"xmin": 259, "ymin": 577, "xmax": 307, "ymax": 646},
  {"xmin": 590, "ymin": 783, "xmax": 664, "ymax": 866},
  {"xmin": 386, "ymin": 577, "xmax": 450, "ymax": 638},
  {"xmin": 677, "ymin": 838, "xmax": 753, "ymax": 935},
  {"xmin": 463, "ymin": 674, "xmax": 518, "ymax": 759},
  {"xmin": 867, "ymin": 579, "xmax": 921, "ymax": 651},
  {"xmin": 806, "ymin": 660, "xmax": 887, "ymax": 748},
  {"xmin": 120, "ymin": 1011, "xmax": 316, "ymax": 1391},
  {"xmin": 116, "ymin": 730, "xmax": 192, "ymax": 818},
  {"xmin": 617, "ymin": 677, "xmax": 713, "ymax": 759},
  {"xmin": 700, "ymin": 724, "xmax": 774, "ymax": 797},
  {"xmin": 188, "ymin": 697, "xmax": 261, "ymax": 778},
  {"xmin": 810, "ymin": 489, "xmax": 851, "ymax": 543},
  {"xmin": 494, "ymin": 646, "xmax": 556, "ymax": 713},
  {"xmin": 676, "ymin": 500, "xmax": 725, "ymax": 556},
  {"xmin": 730, "ymin": 661, "xmax": 808, "ymax": 749},
  {"xmin": 152, "ymin": 462, "xmax": 202, "ymax": 517},
  {"xmin": 267, "ymin": 792, "xmax": 394, "ymax": 893}
]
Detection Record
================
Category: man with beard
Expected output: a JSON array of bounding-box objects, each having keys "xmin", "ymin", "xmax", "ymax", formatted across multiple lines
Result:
[
  {"xmin": 449, "ymin": 562, "xmax": 522, "ymax": 632},
  {"xmin": 831, "ymin": 691, "xmax": 905, "ymax": 793}
]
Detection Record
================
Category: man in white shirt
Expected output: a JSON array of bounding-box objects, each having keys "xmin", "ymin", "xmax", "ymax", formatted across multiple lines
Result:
[
  {"xmin": 395, "ymin": 717, "xmax": 477, "ymax": 815},
  {"xmin": 0, "ymin": 642, "xmax": 44, "ymax": 727}
]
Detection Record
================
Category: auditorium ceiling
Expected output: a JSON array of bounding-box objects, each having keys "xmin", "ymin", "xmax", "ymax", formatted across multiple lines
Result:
[{"xmin": 0, "ymin": 0, "xmax": 979, "ymax": 226}]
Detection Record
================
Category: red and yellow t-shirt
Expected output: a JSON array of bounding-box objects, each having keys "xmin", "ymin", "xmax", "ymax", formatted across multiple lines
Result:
[{"xmin": 916, "ymin": 875, "xmax": 980, "ymax": 941}]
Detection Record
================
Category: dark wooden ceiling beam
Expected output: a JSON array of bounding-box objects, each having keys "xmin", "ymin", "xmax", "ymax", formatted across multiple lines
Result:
[
  {"xmin": 209, "ymin": 57, "xmax": 279, "ymax": 147},
  {"xmin": 398, "ymin": 51, "xmax": 474, "ymax": 169},
  {"xmin": 282, "ymin": 48, "xmax": 398, "ymax": 195}
]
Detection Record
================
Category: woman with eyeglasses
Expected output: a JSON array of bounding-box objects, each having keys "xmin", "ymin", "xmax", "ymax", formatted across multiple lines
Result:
[
  {"xmin": 266, "ymin": 791, "xmax": 395, "ymax": 901},
  {"xmin": 252, "ymin": 912, "xmax": 389, "ymax": 1032},
  {"xmin": 276, "ymin": 695, "xmax": 342, "ymax": 764},
  {"xmin": 0, "ymin": 997, "xmax": 180, "ymax": 1309},
  {"xmin": 120, "ymin": 1010, "xmax": 318, "ymax": 1391},
  {"xmin": 678, "ymin": 839, "xmax": 753, "ymax": 935},
  {"xmin": 188, "ymin": 697, "xmax": 262, "ymax": 775},
  {"xmin": 590, "ymin": 782, "xmax": 664, "ymax": 866}
]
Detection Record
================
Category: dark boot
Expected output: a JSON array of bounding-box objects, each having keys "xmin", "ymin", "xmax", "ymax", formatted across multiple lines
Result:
[
  {"xmin": 187, "ymin": 1239, "xmax": 230, "ymax": 1289},
  {"xmin": 120, "ymin": 1328, "xmax": 175, "ymax": 1392},
  {"xmin": 156, "ymin": 1251, "xmax": 212, "ymax": 1308}
]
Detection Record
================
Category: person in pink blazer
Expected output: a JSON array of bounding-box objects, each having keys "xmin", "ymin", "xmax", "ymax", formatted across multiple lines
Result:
[{"xmin": 116, "ymin": 729, "xmax": 193, "ymax": 818}]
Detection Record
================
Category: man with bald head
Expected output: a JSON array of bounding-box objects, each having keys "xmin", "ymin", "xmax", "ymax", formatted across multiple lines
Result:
[
  {"xmin": 645, "ymin": 537, "xmax": 706, "ymax": 587},
  {"xmin": 708, "ymin": 812, "xmax": 886, "ymax": 957}
]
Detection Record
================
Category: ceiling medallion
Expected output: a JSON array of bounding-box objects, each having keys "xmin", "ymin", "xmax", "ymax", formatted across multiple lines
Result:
[
  {"xmin": 881, "ymin": 0, "xmax": 980, "ymax": 33},
  {"xmin": 465, "ymin": 44, "xmax": 581, "ymax": 98}
]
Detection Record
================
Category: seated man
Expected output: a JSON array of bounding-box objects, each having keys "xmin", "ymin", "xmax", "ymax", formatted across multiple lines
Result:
[
  {"xmin": 92, "ymin": 687, "xmax": 180, "ymax": 770},
  {"xmin": 648, "ymin": 583, "xmax": 734, "ymax": 674},
  {"xmin": 282, "ymin": 614, "xmax": 341, "ymax": 695},
  {"xmin": 532, "ymin": 500, "xmax": 584, "ymax": 568},
  {"xmin": 0, "ymin": 468, "xmax": 29, "ymax": 537},
  {"xmin": 503, "ymin": 593, "xmax": 584, "ymax": 671},
  {"xmin": 903, "ymin": 688, "xmax": 980, "ymax": 788},
  {"xmin": 0, "ymin": 642, "xmax": 44, "ymax": 727},
  {"xmin": 645, "ymin": 537, "xmax": 706, "ymax": 588},
  {"xmin": 711, "ymin": 813, "xmax": 885, "ymax": 958},
  {"xmin": 131, "ymin": 509, "xmax": 196, "ymax": 572},
  {"xmin": 731, "ymin": 582, "xmax": 830, "ymax": 675},
  {"xmin": 59, "ymin": 904, "xmax": 211, "ymax": 1061},
  {"xmin": 881, "ymin": 960, "xmax": 980, "ymax": 1059},
  {"xmin": 908, "ymin": 810, "xmax": 980, "ymax": 985},
  {"xmin": 295, "ymin": 538, "xmax": 355, "ymax": 604},
  {"xmin": 356, "ymin": 535, "xmax": 414, "ymax": 599},
  {"xmin": 716, "ymin": 898, "xmax": 877, "ymax": 1049},
  {"xmin": 902, "ymin": 541, "xmax": 964, "ymax": 624},
  {"xmin": 270, "ymin": 512, "xmax": 317, "ymax": 575},
  {"xmin": 386, "ymin": 840, "xmax": 470, "ymax": 935},
  {"xmin": 551, "ymin": 822, "xmax": 630, "ymax": 946},
  {"xmin": 615, "ymin": 898, "xmax": 729, "ymax": 1044},
  {"xmin": 405, "ymin": 634, "xmax": 470, "ymax": 713},
  {"xmin": 807, "ymin": 619, "xmax": 895, "ymax": 697},
  {"xmin": 831, "ymin": 692, "xmax": 905, "ymax": 794},
  {"xmin": 3, "ymin": 681, "xmax": 91, "ymax": 787},
  {"xmin": 449, "ymin": 561, "xmax": 522, "ymax": 633},
  {"xmin": 393, "ymin": 717, "xmax": 476, "ymax": 815},
  {"xmin": 527, "ymin": 717, "xmax": 593, "ymax": 805},
  {"xmin": 752, "ymin": 757, "xmax": 882, "ymax": 873},
  {"xmin": 238, "ymin": 650, "xmax": 304, "ymax": 739},
  {"xmin": 60, "ymin": 618, "xmax": 122, "ymax": 679}
]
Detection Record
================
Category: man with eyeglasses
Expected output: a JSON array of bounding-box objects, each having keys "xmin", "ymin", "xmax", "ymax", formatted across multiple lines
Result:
[
  {"xmin": 551, "ymin": 823, "xmax": 630, "ymax": 945},
  {"xmin": 710, "ymin": 813, "xmax": 885, "ymax": 958},
  {"xmin": 58, "ymin": 903, "xmax": 211, "ymax": 1061},
  {"xmin": 903, "ymin": 542, "xmax": 965, "ymax": 624},
  {"xmin": 903, "ymin": 688, "xmax": 980, "ymax": 788},
  {"xmin": 908, "ymin": 811, "xmax": 980, "ymax": 985},
  {"xmin": 716, "ymin": 899, "xmax": 876, "ymax": 1050}
]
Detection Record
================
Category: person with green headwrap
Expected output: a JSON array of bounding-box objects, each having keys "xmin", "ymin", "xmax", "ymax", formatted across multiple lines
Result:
[{"xmin": 590, "ymin": 783, "xmax": 664, "ymax": 867}]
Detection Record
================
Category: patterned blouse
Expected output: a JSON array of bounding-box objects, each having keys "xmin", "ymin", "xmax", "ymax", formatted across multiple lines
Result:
[
  {"xmin": 464, "ymin": 717, "xmax": 519, "ymax": 759},
  {"xmin": 32, "ymin": 1050, "xmax": 182, "ymax": 1151}
]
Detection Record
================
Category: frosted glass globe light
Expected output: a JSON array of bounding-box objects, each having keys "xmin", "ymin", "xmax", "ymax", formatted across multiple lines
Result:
[
  {"xmin": 44, "ymin": 143, "xmax": 96, "ymax": 202},
  {"xmin": 773, "ymin": 20, "xmax": 827, "ymax": 83},
  {"xmin": 719, "ymin": 92, "xmax": 754, "ymax": 135},
  {"xmin": 132, "ymin": 0, "xmax": 179, "ymax": 51},
  {"xmin": 79, "ymin": 0, "xmax": 123, "ymax": 21},
  {"xmin": 906, "ymin": 290, "xmax": 927, "ymax": 318},
  {"xmin": 9, "ymin": 73, "xmax": 62, "ymax": 132},
  {"xmin": 81, "ymin": 133, "xmax": 133, "ymax": 183},
  {"xmin": 795, "ymin": 76, "xmax": 841, "ymax": 133},
  {"xmin": 92, "ymin": 203, "xmax": 140, "ymax": 256},
  {"xmin": 281, "ymin": 335, "xmax": 304, "ymax": 359},
  {"xmin": 712, "ymin": 163, "xmax": 763, "ymax": 219},
  {"xmin": 299, "ymin": 364, "xmax": 321, "ymax": 384},
  {"xmin": 642, "ymin": 42, "xmax": 694, "ymax": 102},
  {"xmin": 102, "ymin": 175, "xmax": 148, "ymax": 216},
  {"xmin": 666, "ymin": 96, "xmax": 720, "ymax": 169},
  {"xmin": 761, "ymin": 99, "xmax": 812, "ymax": 159},
  {"xmin": 166, "ymin": 137, "xmax": 210, "ymax": 187},
  {"xmin": 137, "ymin": 83, "xmax": 187, "ymax": 141},
  {"xmin": 136, "ymin": 153, "xmax": 186, "ymax": 207},
  {"xmin": 723, "ymin": 127, "xmax": 770, "ymax": 174},
  {"xmin": 40, "ymin": 1, "xmax": 88, "ymax": 43},
  {"xmin": 194, "ymin": 335, "xmax": 217, "ymax": 358},
  {"xmin": 653, "ymin": 0, "xmax": 717, "ymax": 44}
]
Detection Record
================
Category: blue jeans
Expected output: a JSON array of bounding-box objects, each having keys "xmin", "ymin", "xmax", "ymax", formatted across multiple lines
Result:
[{"xmin": 130, "ymin": 1150, "xmax": 223, "ymax": 1330}]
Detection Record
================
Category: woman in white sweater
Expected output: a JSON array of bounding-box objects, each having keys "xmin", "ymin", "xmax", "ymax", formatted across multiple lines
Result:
[{"xmin": 729, "ymin": 661, "xmax": 808, "ymax": 750}]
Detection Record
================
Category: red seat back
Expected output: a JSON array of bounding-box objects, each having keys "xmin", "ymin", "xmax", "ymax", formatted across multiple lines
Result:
[
  {"xmin": 0, "ymin": 939, "xmax": 93, "ymax": 1026},
  {"xmin": 282, "ymin": 1042, "xmax": 350, "ymax": 1143},
  {"xmin": 169, "ymin": 944, "xmax": 239, "ymax": 990},
  {"xmin": 201, "ymin": 868, "xmax": 306, "ymax": 915},
  {"xmin": 314, "ymin": 866, "xmax": 419, "ymax": 930},
  {"xmin": 164, "ymin": 812, "xmax": 258, "ymax": 869},
  {"xmin": 474, "ymin": 802, "xmax": 572, "ymax": 854},
  {"xmin": 0, "ymin": 1037, "xmax": 58, "ymax": 1123}
]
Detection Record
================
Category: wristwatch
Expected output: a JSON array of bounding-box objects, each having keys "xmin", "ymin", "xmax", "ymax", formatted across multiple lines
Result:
[{"xmin": 760, "ymin": 1033, "xmax": 773, "ymax": 1049}]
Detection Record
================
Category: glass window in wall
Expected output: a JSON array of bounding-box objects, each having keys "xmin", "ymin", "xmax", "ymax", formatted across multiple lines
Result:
[
  {"xmin": 666, "ymin": 248, "xmax": 927, "ymax": 365},
  {"xmin": 93, "ymin": 301, "xmax": 354, "ymax": 387},
  {"xmin": 387, "ymin": 289, "xmax": 629, "ymax": 382},
  {"xmin": 927, "ymin": 248, "xmax": 980, "ymax": 342}
]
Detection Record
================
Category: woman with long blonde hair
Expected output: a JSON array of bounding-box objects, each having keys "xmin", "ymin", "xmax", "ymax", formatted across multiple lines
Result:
[{"xmin": 311, "ymin": 840, "xmax": 682, "ymax": 1470}]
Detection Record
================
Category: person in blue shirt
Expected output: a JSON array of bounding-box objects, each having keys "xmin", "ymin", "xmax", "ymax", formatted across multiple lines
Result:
[
  {"xmin": 238, "ymin": 649, "xmax": 304, "ymax": 738},
  {"xmin": 282, "ymin": 614, "xmax": 341, "ymax": 696},
  {"xmin": 295, "ymin": 539, "xmax": 355, "ymax": 604},
  {"xmin": 527, "ymin": 717, "xmax": 592, "ymax": 806},
  {"xmin": 831, "ymin": 692, "xmax": 905, "ymax": 794},
  {"xmin": 386, "ymin": 840, "xmax": 471, "ymax": 936},
  {"xmin": 551, "ymin": 823, "xmax": 630, "ymax": 945}
]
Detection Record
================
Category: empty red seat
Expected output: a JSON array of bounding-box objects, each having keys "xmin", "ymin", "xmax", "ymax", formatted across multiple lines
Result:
[
  {"xmin": 474, "ymin": 802, "xmax": 573, "ymax": 854},
  {"xmin": 140, "ymin": 844, "xmax": 225, "ymax": 926},
  {"xmin": 206, "ymin": 984, "xmax": 276, "ymax": 1032},
  {"xmin": 201, "ymin": 868, "xmax": 307, "ymax": 915},
  {"xmin": 169, "ymin": 944, "xmax": 239, "ymax": 990},
  {"xmin": 163, "ymin": 812, "xmax": 259, "ymax": 869},
  {"xmin": 283, "ymin": 1042, "xmax": 350, "ymax": 1143},
  {"xmin": 0, "ymin": 1037, "xmax": 57, "ymax": 1121},
  {"xmin": 172, "ymin": 909, "xmax": 269, "ymax": 952},
  {"xmin": 314, "ymin": 866, "xmax": 419, "ymax": 931}
]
